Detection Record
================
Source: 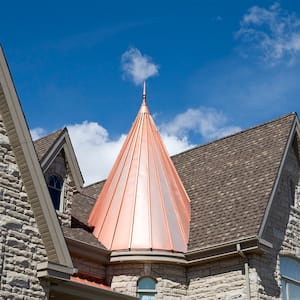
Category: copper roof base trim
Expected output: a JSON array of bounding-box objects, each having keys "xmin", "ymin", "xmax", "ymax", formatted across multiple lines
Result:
[{"xmin": 88, "ymin": 84, "xmax": 191, "ymax": 252}]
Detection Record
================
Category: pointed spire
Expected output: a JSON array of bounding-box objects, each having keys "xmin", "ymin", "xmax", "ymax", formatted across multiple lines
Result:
[
  {"xmin": 143, "ymin": 81, "xmax": 146, "ymax": 104},
  {"xmin": 140, "ymin": 81, "xmax": 149, "ymax": 114},
  {"xmin": 88, "ymin": 86, "xmax": 191, "ymax": 253}
]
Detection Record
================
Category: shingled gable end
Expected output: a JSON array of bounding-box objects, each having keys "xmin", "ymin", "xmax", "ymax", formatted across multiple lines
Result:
[{"xmin": 1, "ymin": 46, "xmax": 300, "ymax": 299}]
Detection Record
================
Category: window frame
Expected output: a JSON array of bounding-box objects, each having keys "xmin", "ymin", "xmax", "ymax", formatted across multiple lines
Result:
[
  {"xmin": 47, "ymin": 174, "xmax": 64, "ymax": 212},
  {"xmin": 137, "ymin": 276, "xmax": 157, "ymax": 300},
  {"xmin": 280, "ymin": 256, "xmax": 300, "ymax": 300}
]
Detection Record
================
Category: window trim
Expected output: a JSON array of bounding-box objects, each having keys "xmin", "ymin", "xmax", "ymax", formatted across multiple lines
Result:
[
  {"xmin": 280, "ymin": 256, "xmax": 300, "ymax": 300},
  {"xmin": 137, "ymin": 276, "xmax": 157, "ymax": 299},
  {"xmin": 47, "ymin": 174, "xmax": 64, "ymax": 212}
]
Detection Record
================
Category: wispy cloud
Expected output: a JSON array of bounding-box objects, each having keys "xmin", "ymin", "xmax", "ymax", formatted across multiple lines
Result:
[
  {"xmin": 236, "ymin": 2, "xmax": 300, "ymax": 66},
  {"xmin": 121, "ymin": 47, "xmax": 159, "ymax": 85},
  {"xmin": 160, "ymin": 107, "xmax": 241, "ymax": 142},
  {"xmin": 30, "ymin": 128, "xmax": 47, "ymax": 140},
  {"xmin": 43, "ymin": 22, "xmax": 144, "ymax": 52}
]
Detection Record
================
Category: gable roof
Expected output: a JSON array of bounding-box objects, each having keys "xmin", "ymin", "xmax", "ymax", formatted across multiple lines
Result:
[
  {"xmin": 34, "ymin": 128, "xmax": 63, "ymax": 160},
  {"xmin": 34, "ymin": 128, "xmax": 84, "ymax": 190},
  {"xmin": 68, "ymin": 113, "xmax": 297, "ymax": 254},
  {"xmin": 172, "ymin": 113, "xmax": 296, "ymax": 251},
  {"xmin": 0, "ymin": 46, "xmax": 73, "ymax": 268}
]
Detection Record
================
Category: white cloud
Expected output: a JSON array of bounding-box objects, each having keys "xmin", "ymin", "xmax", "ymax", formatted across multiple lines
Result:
[
  {"xmin": 30, "ymin": 128, "xmax": 47, "ymax": 140},
  {"xmin": 236, "ymin": 2, "xmax": 300, "ymax": 65},
  {"xmin": 121, "ymin": 47, "xmax": 159, "ymax": 85},
  {"xmin": 66, "ymin": 120, "xmax": 193, "ymax": 184},
  {"xmin": 159, "ymin": 108, "xmax": 241, "ymax": 141},
  {"xmin": 161, "ymin": 133, "xmax": 194, "ymax": 156},
  {"xmin": 67, "ymin": 121, "xmax": 126, "ymax": 185},
  {"xmin": 31, "ymin": 108, "xmax": 240, "ymax": 185}
]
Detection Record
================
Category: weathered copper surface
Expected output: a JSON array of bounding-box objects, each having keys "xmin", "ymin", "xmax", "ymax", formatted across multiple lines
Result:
[{"xmin": 88, "ymin": 84, "xmax": 191, "ymax": 252}]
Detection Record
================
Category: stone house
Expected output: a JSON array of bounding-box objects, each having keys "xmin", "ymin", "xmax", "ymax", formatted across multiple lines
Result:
[{"xmin": 0, "ymin": 45, "xmax": 300, "ymax": 300}]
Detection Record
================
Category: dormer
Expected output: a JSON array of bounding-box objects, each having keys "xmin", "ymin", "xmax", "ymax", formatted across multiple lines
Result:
[{"xmin": 34, "ymin": 128, "xmax": 84, "ymax": 226}]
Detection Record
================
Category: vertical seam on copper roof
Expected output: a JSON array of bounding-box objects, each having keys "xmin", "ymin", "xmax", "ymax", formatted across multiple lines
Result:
[
  {"xmin": 128, "ymin": 112, "xmax": 144, "ymax": 249},
  {"xmin": 152, "ymin": 119, "xmax": 181, "ymax": 248},
  {"xmin": 91, "ymin": 115, "xmax": 141, "ymax": 248},
  {"xmin": 88, "ymin": 119, "xmax": 135, "ymax": 227},
  {"xmin": 97, "ymin": 124, "xmax": 137, "ymax": 238},
  {"xmin": 152, "ymin": 116, "xmax": 190, "ymax": 240},
  {"xmin": 114, "ymin": 115, "xmax": 143, "ymax": 249},
  {"xmin": 151, "ymin": 116, "xmax": 190, "ymax": 248},
  {"xmin": 148, "ymin": 116, "xmax": 173, "ymax": 249},
  {"xmin": 165, "ymin": 145, "xmax": 191, "ymax": 240},
  {"xmin": 146, "ymin": 115, "xmax": 152, "ymax": 248}
]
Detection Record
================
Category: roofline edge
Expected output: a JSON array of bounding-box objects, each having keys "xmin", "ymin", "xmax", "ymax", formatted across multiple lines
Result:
[
  {"xmin": 258, "ymin": 115, "xmax": 298, "ymax": 238},
  {"xmin": 40, "ymin": 128, "xmax": 84, "ymax": 190},
  {"xmin": 0, "ymin": 46, "xmax": 73, "ymax": 267}
]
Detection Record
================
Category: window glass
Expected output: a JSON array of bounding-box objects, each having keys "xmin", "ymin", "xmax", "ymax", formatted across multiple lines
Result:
[
  {"xmin": 138, "ymin": 277, "xmax": 156, "ymax": 290},
  {"xmin": 289, "ymin": 282, "xmax": 300, "ymax": 300},
  {"xmin": 281, "ymin": 257, "xmax": 300, "ymax": 300},
  {"xmin": 281, "ymin": 257, "xmax": 300, "ymax": 281},
  {"xmin": 137, "ymin": 277, "xmax": 156, "ymax": 300},
  {"xmin": 48, "ymin": 175, "xmax": 63, "ymax": 210}
]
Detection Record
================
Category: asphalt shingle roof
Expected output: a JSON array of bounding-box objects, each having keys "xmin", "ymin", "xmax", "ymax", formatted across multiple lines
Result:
[
  {"xmin": 34, "ymin": 128, "xmax": 64, "ymax": 160},
  {"xmin": 172, "ymin": 113, "xmax": 295, "ymax": 251}
]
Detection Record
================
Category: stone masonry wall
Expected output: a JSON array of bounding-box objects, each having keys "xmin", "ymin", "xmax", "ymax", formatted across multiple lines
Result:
[
  {"xmin": 187, "ymin": 257, "xmax": 248, "ymax": 300},
  {"xmin": 106, "ymin": 262, "xmax": 187, "ymax": 299},
  {"xmin": 0, "ymin": 113, "xmax": 48, "ymax": 299}
]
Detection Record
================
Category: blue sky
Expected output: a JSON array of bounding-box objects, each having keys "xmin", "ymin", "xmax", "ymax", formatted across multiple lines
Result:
[{"xmin": 2, "ymin": 0, "xmax": 300, "ymax": 184}]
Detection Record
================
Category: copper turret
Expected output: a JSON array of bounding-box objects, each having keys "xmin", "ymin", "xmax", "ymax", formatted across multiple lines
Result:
[{"xmin": 88, "ymin": 84, "xmax": 190, "ymax": 252}]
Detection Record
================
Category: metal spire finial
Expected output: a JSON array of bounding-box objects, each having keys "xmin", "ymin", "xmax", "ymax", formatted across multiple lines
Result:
[{"xmin": 142, "ymin": 81, "xmax": 146, "ymax": 104}]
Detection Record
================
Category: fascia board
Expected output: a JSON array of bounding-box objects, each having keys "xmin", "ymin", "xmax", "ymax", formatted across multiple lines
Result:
[
  {"xmin": 0, "ymin": 46, "xmax": 73, "ymax": 267},
  {"xmin": 63, "ymin": 130, "xmax": 84, "ymax": 188},
  {"xmin": 40, "ymin": 129, "xmax": 84, "ymax": 190},
  {"xmin": 258, "ymin": 116, "xmax": 298, "ymax": 238}
]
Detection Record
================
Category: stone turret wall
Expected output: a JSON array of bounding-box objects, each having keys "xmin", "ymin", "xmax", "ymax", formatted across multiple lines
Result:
[
  {"xmin": 106, "ymin": 262, "xmax": 187, "ymax": 299},
  {"xmin": 0, "ymin": 114, "xmax": 48, "ymax": 299}
]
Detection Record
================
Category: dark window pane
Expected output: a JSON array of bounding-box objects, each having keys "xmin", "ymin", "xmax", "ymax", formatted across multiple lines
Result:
[{"xmin": 47, "ymin": 175, "xmax": 63, "ymax": 210}]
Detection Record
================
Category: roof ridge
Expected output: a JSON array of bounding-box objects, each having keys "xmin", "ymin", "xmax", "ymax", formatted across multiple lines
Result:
[
  {"xmin": 172, "ymin": 112, "xmax": 297, "ymax": 159},
  {"xmin": 83, "ymin": 179, "xmax": 106, "ymax": 189},
  {"xmin": 34, "ymin": 127, "xmax": 65, "ymax": 142}
]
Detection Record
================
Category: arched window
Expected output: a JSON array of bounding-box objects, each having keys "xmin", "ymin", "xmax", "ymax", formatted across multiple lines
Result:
[
  {"xmin": 137, "ymin": 277, "xmax": 156, "ymax": 300},
  {"xmin": 280, "ymin": 256, "xmax": 300, "ymax": 299},
  {"xmin": 47, "ymin": 175, "xmax": 64, "ymax": 211}
]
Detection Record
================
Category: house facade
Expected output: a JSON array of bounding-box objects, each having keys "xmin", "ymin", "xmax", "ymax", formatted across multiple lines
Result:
[{"xmin": 1, "ymin": 46, "xmax": 300, "ymax": 299}]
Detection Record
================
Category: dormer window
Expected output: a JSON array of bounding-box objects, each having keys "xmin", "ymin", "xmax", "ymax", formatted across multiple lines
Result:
[{"xmin": 48, "ymin": 174, "xmax": 64, "ymax": 211}]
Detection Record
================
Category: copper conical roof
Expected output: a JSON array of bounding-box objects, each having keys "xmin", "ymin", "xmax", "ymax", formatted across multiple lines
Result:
[{"xmin": 88, "ymin": 83, "xmax": 190, "ymax": 252}]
